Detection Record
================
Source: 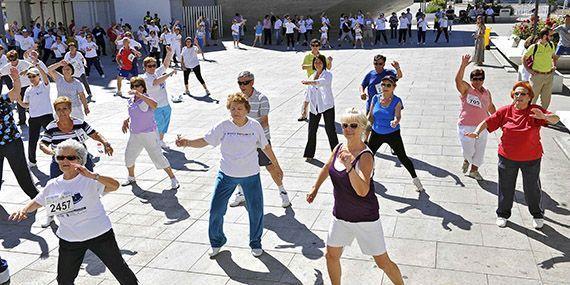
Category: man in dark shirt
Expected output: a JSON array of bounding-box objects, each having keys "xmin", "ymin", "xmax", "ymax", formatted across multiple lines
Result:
[
  {"xmin": 92, "ymin": 23, "xmax": 107, "ymax": 56},
  {"xmin": 446, "ymin": 6, "xmax": 456, "ymax": 32}
]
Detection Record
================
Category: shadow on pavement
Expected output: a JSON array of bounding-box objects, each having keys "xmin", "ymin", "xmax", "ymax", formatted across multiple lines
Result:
[
  {"xmin": 130, "ymin": 182, "xmax": 190, "ymax": 225},
  {"xmin": 375, "ymin": 153, "xmax": 465, "ymax": 187},
  {"xmin": 305, "ymin": 158, "xmax": 325, "ymax": 168},
  {"xmin": 163, "ymin": 148, "xmax": 210, "ymax": 172},
  {"xmin": 214, "ymin": 250, "xmax": 301, "ymax": 284},
  {"xmin": 0, "ymin": 206, "xmax": 49, "ymax": 259},
  {"xmin": 30, "ymin": 167, "xmax": 51, "ymax": 188},
  {"xmin": 374, "ymin": 181, "xmax": 472, "ymax": 231},
  {"xmin": 507, "ymin": 222, "xmax": 569, "ymax": 269},
  {"xmin": 264, "ymin": 207, "xmax": 325, "ymax": 259},
  {"xmin": 83, "ymin": 248, "xmax": 138, "ymax": 276}
]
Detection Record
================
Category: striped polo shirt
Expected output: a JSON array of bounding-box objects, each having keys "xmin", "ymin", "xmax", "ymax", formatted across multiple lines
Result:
[
  {"xmin": 41, "ymin": 119, "xmax": 96, "ymax": 147},
  {"xmin": 247, "ymin": 89, "xmax": 271, "ymax": 140}
]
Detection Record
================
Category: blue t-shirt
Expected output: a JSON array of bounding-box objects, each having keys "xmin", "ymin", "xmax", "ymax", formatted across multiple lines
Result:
[
  {"xmin": 371, "ymin": 94, "xmax": 403, "ymax": 135},
  {"xmin": 255, "ymin": 24, "xmax": 263, "ymax": 34},
  {"xmin": 361, "ymin": 69, "xmax": 397, "ymax": 110}
]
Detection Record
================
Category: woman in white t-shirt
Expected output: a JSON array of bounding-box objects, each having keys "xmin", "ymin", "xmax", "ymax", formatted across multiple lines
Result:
[
  {"xmin": 181, "ymin": 37, "xmax": 210, "ymax": 96},
  {"xmin": 146, "ymin": 30, "xmax": 161, "ymax": 65},
  {"xmin": 354, "ymin": 23, "xmax": 364, "ymax": 48},
  {"xmin": 398, "ymin": 13, "xmax": 409, "ymax": 45},
  {"xmin": 64, "ymin": 43, "xmax": 93, "ymax": 101},
  {"xmin": 48, "ymin": 59, "xmax": 90, "ymax": 120},
  {"xmin": 136, "ymin": 25, "xmax": 148, "ymax": 55},
  {"xmin": 175, "ymin": 93, "xmax": 283, "ymax": 258},
  {"xmin": 171, "ymin": 27, "xmax": 183, "ymax": 67},
  {"xmin": 231, "ymin": 19, "xmax": 246, "ymax": 48},
  {"xmin": 10, "ymin": 139, "xmax": 138, "ymax": 285},
  {"xmin": 83, "ymin": 34, "xmax": 105, "ymax": 78},
  {"xmin": 14, "ymin": 66, "xmax": 53, "ymax": 167},
  {"xmin": 320, "ymin": 22, "xmax": 331, "ymax": 49},
  {"xmin": 51, "ymin": 35, "xmax": 67, "ymax": 62},
  {"xmin": 159, "ymin": 27, "xmax": 173, "ymax": 64}
]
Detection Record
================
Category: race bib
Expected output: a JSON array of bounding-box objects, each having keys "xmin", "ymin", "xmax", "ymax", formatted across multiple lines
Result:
[
  {"xmin": 74, "ymin": 129, "xmax": 88, "ymax": 143},
  {"xmin": 46, "ymin": 193, "xmax": 74, "ymax": 216},
  {"xmin": 466, "ymin": 94, "xmax": 482, "ymax": 108},
  {"xmin": 95, "ymin": 32, "xmax": 101, "ymax": 37},
  {"xmin": 375, "ymin": 82, "xmax": 383, "ymax": 94},
  {"xmin": 127, "ymin": 53, "xmax": 135, "ymax": 62}
]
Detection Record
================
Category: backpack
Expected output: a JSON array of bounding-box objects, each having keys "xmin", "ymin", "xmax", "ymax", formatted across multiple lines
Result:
[{"xmin": 525, "ymin": 41, "xmax": 553, "ymax": 68}]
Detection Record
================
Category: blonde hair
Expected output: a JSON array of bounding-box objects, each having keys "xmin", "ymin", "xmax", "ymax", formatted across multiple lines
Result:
[
  {"xmin": 53, "ymin": 96, "xmax": 72, "ymax": 109},
  {"xmin": 226, "ymin": 92, "xmax": 251, "ymax": 112},
  {"xmin": 340, "ymin": 107, "xmax": 369, "ymax": 129}
]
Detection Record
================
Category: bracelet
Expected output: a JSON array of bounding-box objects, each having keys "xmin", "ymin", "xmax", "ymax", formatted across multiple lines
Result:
[{"xmin": 94, "ymin": 174, "xmax": 100, "ymax": 181}]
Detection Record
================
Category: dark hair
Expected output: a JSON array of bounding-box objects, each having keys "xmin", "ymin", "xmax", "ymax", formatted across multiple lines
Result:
[
  {"xmin": 185, "ymin": 37, "xmax": 193, "ymax": 45},
  {"xmin": 62, "ymin": 62, "xmax": 75, "ymax": 74},
  {"xmin": 312, "ymin": 54, "xmax": 327, "ymax": 71},
  {"xmin": 538, "ymin": 28, "xmax": 551, "ymax": 39},
  {"xmin": 130, "ymin": 77, "xmax": 147, "ymax": 93},
  {"xmin": 470, "ymin": 69, "xmax": 485, "ymax": 80},
  {"xmin": 310, "ymin": 39, "xmax": 321, "ymax": 46},
  {"xmin": 373, "ymin": 54, "xmax": 386, "ymax": 62}
]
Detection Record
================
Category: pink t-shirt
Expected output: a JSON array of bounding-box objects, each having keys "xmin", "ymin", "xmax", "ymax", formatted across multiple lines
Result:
[{"xmin": 458, "ymin": 87, "xmax": 491, "ymax": 126}]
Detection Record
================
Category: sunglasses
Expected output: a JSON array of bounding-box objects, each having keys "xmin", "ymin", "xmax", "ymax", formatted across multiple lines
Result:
[
  {"xmin": 471, "ymin": 77, "xmax": 485, "ymax": 81},
  {"xmin": 27, "ymin": 74, "xmax": 38, "ymax": 79},
  {"xmin": 237, "ymin": 80, "xmax": 252, "ymax": 86},
  {"xmin": 381, "ymin": 83, "xmax": 393, "ymax": 87},
  {"xmin": 56, "ymin": 155, "xmax": 78, "ymax": 161},
  {"xmin": 311, "ymin": 44, "xmax": 320, "ymax": 47},
  {"xmin": 131, "ymin": 84, "xmax": 143, "ymax": 88},
  {"xmin": 8, "ymin": 58, "xmax": 18, "ymax": 62},
  {"xmin": 374, "ymin": 62, "xmax": 385, "ymax": 66},
  {"xmin": 341, "ymin": 123, "xmax": 359, "ymax": 129},
  {"xmin": 55, "ymin": 107, "xmax": 70, "ymax": 112},
  {"xmin": 146, "ymin": 64, "xmax": 157, "ymax": 68},
  {"xmin": 514, "ymin": 91, "xmax": 528, "ymax": 97}
]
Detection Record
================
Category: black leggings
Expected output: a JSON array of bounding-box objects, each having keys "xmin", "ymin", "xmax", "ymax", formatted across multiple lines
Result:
[
  {"xmin": 303, "ymin": 107, "xmax": 339, "ymax": 158},
  {"xmin": 85, "ymin": 57, "xmax": 104, "ymax": 76},
  {"xmin": 375, "ymin": 30, "xmax": 388, "ymax": 44},
  {"xmin": 0, "ymin": 138, "xmax": 38, "ymax": 198},
  {"xmin": 418, "ymin": 30, "xmax": 426, "ymax": 43},
  {"xmin": 286, "ymin": 33, "xmax": 295, "ymax": 48},
  {"xmin": 398, "ymin": 29, "xmax": 407, "ymax": 43},
  {"xmin": 435, "ymin": 28, "xmax": 449, "ymax": 43},
  {"xmin": 28, "ymin": 114, "xmax": 54, "ymax": 164},
  {"xmin": 75, "ymin": 74, "xmax": 91, "ymax": 96},
  {"xmin": 57, "ymin": 229, "xmax": 137, "ymax": 285},
  {"xmin": 183, "ymin": 65, "xmax": 205, "ymax": 85},
  {"xmin": 367, "ymin": 129, "xmax": 417, "ymax": 178}
]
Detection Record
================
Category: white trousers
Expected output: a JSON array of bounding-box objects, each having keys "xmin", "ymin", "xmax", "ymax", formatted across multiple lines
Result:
[
  {"xmin": 125, "ymin": 131, "xmax": 170, "ymax": 169},
  {"xmin": 457, "ymin": 125, "xmax": 488, "ymax": 167}
]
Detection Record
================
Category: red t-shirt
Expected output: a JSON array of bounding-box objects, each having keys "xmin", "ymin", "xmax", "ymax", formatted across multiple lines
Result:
[
  {"xmin": 117, "ymin": 48, "xmax": 134, "ymax": 70},
  {"xmin": 107, "ymin": 27, "xmax": 117, "ymax": 42},
  {"xmin": 485, "ymin": 104, "xmax": 550, "ymax": 161}
]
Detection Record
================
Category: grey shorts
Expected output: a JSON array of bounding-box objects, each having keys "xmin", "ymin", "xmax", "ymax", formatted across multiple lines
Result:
[{"xmin": 257, "ymin": 140, "xmax": 272, "ymax": 167}]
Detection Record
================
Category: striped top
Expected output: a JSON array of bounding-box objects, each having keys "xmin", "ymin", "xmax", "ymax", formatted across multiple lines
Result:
[
  {"xmin": 40, "ymin": 118, "xmax": 96, "ymax": 147},
  {"xmin": 247, "ymin": 89, "xmax": 271, "ymax": 140}
]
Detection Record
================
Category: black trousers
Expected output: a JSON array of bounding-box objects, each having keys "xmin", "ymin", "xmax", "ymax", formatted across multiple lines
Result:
[
  {"xmin": 95, "ymin": 38, "xmax": 106, "ymax": 56},
  {"xmin": 75, "ymin": 74, "xmax": 91, "ymax": 96},
  {"xmin": 28, "ymin": 114, "xmax": 54, "ymax": 164},
  {"xmin": 496, "ymin": 155, "xmax": 543, "ymax": 219},
  {"xmin": 303, "ymin": 107, "xmax": 339, "ymax": 158},
  {"xmin": 42, "ymin": 48, "xmax": 53, "ymax": 63},
  {"xmin": 367, "ymin": 129, "xmax": 417, "ymax": 178},
  {"xmin": 435, "ymin": 28, "xmax": 449, "ymax": 43},
  {"xmin": 0, "ymin": 138, "xmax": 38, "ymax": 198},
  {"xmin": 286, "ymin": 33, "xmax": 295, "ymax": 48},
  {"xmin": 398, "ymin": 29, "xmax": 407, "ymax": 43},
  {"xmin": 183, "ymin": 65, "xmax": 205, "ymax": 85},
  {"xmin": 149, "ymin": 49, "xmax": 161, "ymax": 65},
  {"xmin": 417, "ymin": 30, "xmax": 426, "ymax": 43},
  {"xmin": 263, "ymin": 28, "xmax": 272, "ymax": 45},
  {"xmin": 17, "ymin": 86, "xmax": 28, "ymax": 124},
  {"xmin": 390, "ymin": 26, "xmax": 397, "ymax": 38},
  {"xmin": 374, "ymin": 30, "xmax": 388, "ymax": 44},
  {"xmin": 407, "ymin": 24, "xmax": 412, "ymax": 37},
  {"xmin": 86, "ymin": 57, "xmax": 104, "ymax": 76},
  {"xmin": 57, "ymin": 229, "xmax": 137, "ymax": 285}
]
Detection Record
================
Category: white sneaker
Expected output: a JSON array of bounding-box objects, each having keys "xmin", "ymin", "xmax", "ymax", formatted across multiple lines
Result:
[
  {"xmin": 209, "ymin": 247, "xmax": 221, "ymax": 257},
  {"xmin": 171, "ymin": 96, "xmax": 182, "ymax": 103},
  {"xmin": 462, "ymin": 161, "xmax": 469, "ymax": 174},
  {"xmin": 101, "ymin": 74, "xmax": 106, "ymax": 78},
  {"xmin": 160, "ymin": 140, "xmax": 170, "ymax": 150},
  {"xmin": 251, "ymin": 248, "xmax": 263, "ymax": 257},
  {"xmin": 170, "ymin": 178, "xmax": 180, "ymax": 190},
  {"xmin": 412, "ymin": 177, "xmax": 424, "ymax": 192},
  {"xmin": 532, "ymin": 218, "xmax": 544, "ymax": 229},
  {"xmin": 28, "ymin": 161, "xmax": 37, "ymax": 168},
  {"xmin": 496, "ymin": 217, "xmax": 507, "ymax": 228},
  {"xmin": 229, "ymin": 194, "xmax": 246, "ymax": 207},
  {"xmin": 41, "ymin": 215, "xmax": 54, "ymax": 228},
  {"xmin": 468, "ymin": 170, "xmax": 484, "ymax": 181},
  {"xmin": 114, "ymin": 91, "xmax": 122, "ymax": 97},
  {"xmin": 280, "ymin": 191, "xmax": 291, "ymax": 208},
  {"xmin": 121, "ymin": 176, "xmax": 136, "ymax": 186}
]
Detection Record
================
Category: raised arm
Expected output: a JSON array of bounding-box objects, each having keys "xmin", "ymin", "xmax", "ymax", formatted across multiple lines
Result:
[
  {"xmin": 455, "ymin": 54, "xmax": 471, "ymax": 96},
  {"xmin": 47, "ymin": 60, "xmax": 64, "ymax": 81}
]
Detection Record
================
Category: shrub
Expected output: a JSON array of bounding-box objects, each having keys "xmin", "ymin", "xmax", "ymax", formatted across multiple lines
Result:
[{"xmin": 512, "ymin": 16, "xmax": 564, "ymax": 40}]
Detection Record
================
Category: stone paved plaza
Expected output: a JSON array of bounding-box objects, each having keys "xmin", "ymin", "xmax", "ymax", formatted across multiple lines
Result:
[{"xmin": 0, "ymin": 23, "xmax": 569, "ymax": 285}]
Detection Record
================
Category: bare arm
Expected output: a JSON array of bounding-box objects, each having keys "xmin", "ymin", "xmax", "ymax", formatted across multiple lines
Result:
[
  {"xmin": 347, "ymin": 153, "xmax": 374, "ymax": 197},
  {"xmin": 88, "ymin": 131, "xmax": 113, "ymax": 155},
  {"xmin": 161, "ymin": 46, "xmax": 173, "ymax": 70},
  {"xmin": 306, "ymin": 145, "xmax": 337, "ymax": 203},
  {"xmin": 456, "ymin": 55, "xmax": 471, "ymax": 96},
  {"xmin": 47, "ymin": 61, "xmax": 64, "ymax": 81},
  {"xmin": 259, "ymin": 115, "xmax": 269, "ymax": 130},
  {"xmin": 9, "ymin": 200, "xmax": 43, "ymax": 222},
  {"xmin": 176, "ymin": 137, "xmax": 209, "ymax": 148},
  {"xmin": 487, "ymin": 91, "xmax": 496, "ymax": 114},
  {"xmin": 153, "ymin": 69, "xmax": 175, "ymax": 86}
]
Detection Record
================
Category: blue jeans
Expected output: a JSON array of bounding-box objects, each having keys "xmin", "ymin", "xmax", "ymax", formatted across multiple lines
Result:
[
  {"xmin": 50, "ymin": 153, "xmax": 95, "ymax": 178},
  {"xmin": 209, "ymin": 171, "xmax": 264, "ymax": 249}
]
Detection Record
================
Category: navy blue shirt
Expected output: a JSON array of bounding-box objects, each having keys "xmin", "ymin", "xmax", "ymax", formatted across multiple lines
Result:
[
  {"xmin": 361, "ymin": 69, "xmax": 397, "ymax": 110},
  {"xmin": 0, "ymin": 93, "xmax": 21, "ymax": 145}
]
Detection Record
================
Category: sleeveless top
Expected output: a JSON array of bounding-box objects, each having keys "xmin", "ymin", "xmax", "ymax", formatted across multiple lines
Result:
[
  {"xmin": 458, "ymin": 87, "xmax": 490, "ymax": 126},
  {"xmin": 329, "ymin": 144, "xmax": 380, "ymax": 222},
  {"xmin": 371, "ymin": 94, "xmax": 403, "ymax": 135}
]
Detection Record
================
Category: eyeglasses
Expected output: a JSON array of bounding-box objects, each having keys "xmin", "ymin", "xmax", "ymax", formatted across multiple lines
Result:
[
  {"xmin": 27, "ymin": 74, "xmax": 38, "ymax": 79},
  {"xmin": 131, "ymin": 84, "xmax": 143, "ymax": 88},
  {"xmin": 56, "ymin": 155, "xmax": 78, "ymax": 161},
  {"xmin": 514, "ymin": 91, "xmax": 528, "ymax": 97},
  {"xmin": 374, "ymin": 62, "xmax": 385, "ymax": 66},
  {"xmin": 311, "ymin": 44, "xmax": 320, "ymax": 47},
  {"xmin": 471, "ymin": 77, "xmax": 484, "ymax": 81},
  {"xmin": 381, "ymin": 83, "xmax": 393, "ymax": 87},
  {"xmin": 342, "ymin": 123, "xmax": 359, "ymax": 129},
  {"xmin": 146, "ymin": 64, "xmax": 157, "ymax": 68},
  {"xmin": 237, "ymin": 80, "xmax": 252, "ymax": 86}
]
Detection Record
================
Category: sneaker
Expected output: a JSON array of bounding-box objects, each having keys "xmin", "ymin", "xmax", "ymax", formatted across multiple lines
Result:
[
  {"xmin": 101, "ymin": 74, "xmax": 106, "ymax": 78},
  {"xmin": 209, "ymin": 247, "xmax": 221, "ymax": 258},
  {"xmin": 28, "ymin": 161, "xmax": 37, "ymax": 168},
  {"xmin": 205, "ymin": 90, "xmax": 211, "ymax": 96},
  {"xmin": 532, "ymin": 218, "xmax": 544, "ymax": 229},
  {"xmin": 229, "ymin": 194, "xmax": 246, "ymax": 207},
  {"xmin": 171, "ymin": 95, "xmax": 183, "ymax": 103},
  {"xmin": 121, "ymin": 176, "xmax": 136, "ymax": 186},
  {"xmin": 280, "ymin": 191, "xmax": 291, "ymax": 208},
  {"xmin": 412, "ymin": 177, "xmax": 424, "ymax": 192},
  {"xmin": 462, "ymin": 161, "xmax": 469, "ymax": 174},
  {"xmin": 468, "ymin": 170, "xmax": 483, "ymax": 181},
  {"xmin": 496, "ymin": 217, "xmax": 507, "ymax": 228},
  {"xmin": 170, "ymin": 178, "xmax": 180, "ymax": 190},
  {"xmin": 114, "ymin": 91, "xmax": 122, "ymax": 97},
  {"xmin": 41, "ymin": 215, "xmax": 54, "ymax": 228},
  {"xmin": 184, "ymin": 90, "xmax": 191, "ymax": 96},
  {"xmin": 297, "ymin": 115, "xmax": 307, "ymax": 121},
  {"xmin": 160, "ymin": 140, "xmax": 170, "ymax": 150},
  {"xmin": 251, "ymin": 248, "xmax": 263, "ymax": 257}
]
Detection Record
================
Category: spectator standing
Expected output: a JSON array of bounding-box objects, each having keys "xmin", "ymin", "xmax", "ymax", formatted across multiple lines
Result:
[{"xmin": 522, "ymin": 28, "xmax": 558, "ymax": 109}]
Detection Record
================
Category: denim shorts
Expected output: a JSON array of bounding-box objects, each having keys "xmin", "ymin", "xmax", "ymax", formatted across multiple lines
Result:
[{"xmin": 232, "ymin": 34, "xmax": 240, "ymax": 41}]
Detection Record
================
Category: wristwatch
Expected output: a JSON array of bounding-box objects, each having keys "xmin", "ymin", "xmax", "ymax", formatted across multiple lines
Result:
[{"xmin": 94, "ymin": 174, "xmax": 100, "ymax": 181}]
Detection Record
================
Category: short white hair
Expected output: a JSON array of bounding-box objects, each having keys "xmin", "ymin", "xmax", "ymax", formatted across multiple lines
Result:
[
  {"xmin": 55, "ymin": 139, "xmax": 88, "ymax": 166},
  {"xmin": 237, "ymin": 71, "xmax": 254, "ymax": 80}
]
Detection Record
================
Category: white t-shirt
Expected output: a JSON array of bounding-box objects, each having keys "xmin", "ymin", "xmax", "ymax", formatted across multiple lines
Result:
[
  {"xmin": 285, "ymin": 22, "xmax": 296, "ymax": 34},
  {"xmin": 274, "ymin": 19, "xmax": 283, "ymax": 30},
  {"xmin": 18, "ymin": 36, "xmax": 35, "ymax": 51},
  {"xmin": 142, "ymin": 65, "xmax": 169, "ymax": 107},
  {"xmin": 148, "ymin": 25, "xmax": 160, "ymax": 34},
  {"xmin": 0, "ymin": 60, "xmax": 32, "ymax": 87},
  {"xmin": 34, "ymin": 174, "xmax": 112, "ymax": 242},
  {"xmin": 399, "ymin": 18, "xmax": 409, "ymax": 29},
  {"xmin": 418, "ymin": 19, "xmax": 428, "ymax": 31},
  {"xmin": 64, "ymin": 52, "xmax": 86, "ymax": 77},
  {"xmin": 51, "ymin": 42, "xmax": 67, "ymax": 58},
  {"xmin": 76, "ymin": 36, "xmax": 88, "ymax": 50},
  {"xmin": 320, "ymin": 26, "xmax": 329, "ymax": 38},
  {"xmin": 147, "ymin": 35, "xmax": 160, "ymax": 51},
  {"xmin": 23, "ymin": 81, "xmax": 53, "ymax": 118},
  {"xmin": 160, "ymin": 32, "xmax": 174, "ymax": 45},
  {"xmin": 181, "ymin": 46, "xmax": 200, "ymax": 69},
  {"xmin": 171, "ymin": 34, "xmax": 182, "ymax": 46},
  {"xmin": 375, "ymin": 18, "xmax": 386, "ymax": 30},
  {"xmin": 306, "ymin": 18, "xmax": 314, "ymax": 30},
  {"xmin": 83, "ymin": 42, "xmax": 98, "ymax": 58},
  {"xmin": 486, "ymin": 8, "xmax": 494, "ymax": 16},
  {"xmin": 231, "ymin": 24, "xmax": 240, "ymax": 35},
  {"xmin": 0, "ymin": 55, "xmax": 7, "ymax": 68},
  {"xmin": 204, "ymin": 118, "xmax": 269, "ymax": 178}
]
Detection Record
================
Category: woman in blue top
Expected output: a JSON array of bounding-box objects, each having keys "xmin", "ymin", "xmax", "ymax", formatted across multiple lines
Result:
[
  {"xmin": 367, "ymin": 75, "xmax": 424, "ymax": 191},
  {"xmin": 253, "ymin": 21, "xmax": 263, "ymax": 47}
]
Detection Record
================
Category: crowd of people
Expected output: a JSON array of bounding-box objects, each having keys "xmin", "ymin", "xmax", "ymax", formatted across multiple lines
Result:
[{"xmin": 0, "ymin": 8, "xmax": 564, "ymax": 285}]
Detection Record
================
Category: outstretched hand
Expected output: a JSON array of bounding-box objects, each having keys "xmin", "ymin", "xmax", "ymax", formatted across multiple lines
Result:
[
  {"xmin": 530, "ymin": 108, "xmax": 547, "ymax": 120},
  {"xmin": 461, "ymin": 54, "xmax": 471, "ymax": 66}
]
